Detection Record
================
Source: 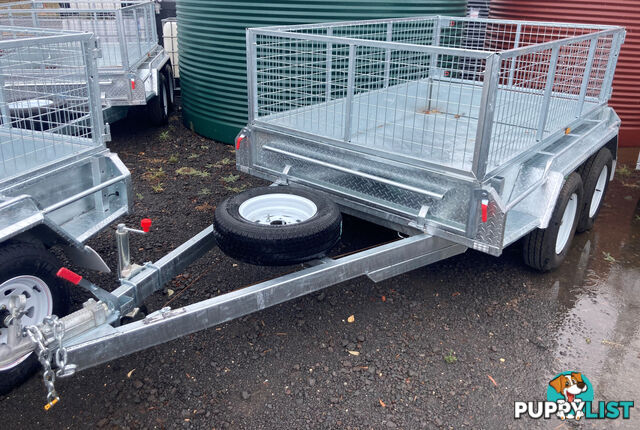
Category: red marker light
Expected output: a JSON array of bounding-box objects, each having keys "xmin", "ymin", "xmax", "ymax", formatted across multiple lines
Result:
[
  {"xmin": 130, "ymin": 78, "xmax": 136, "ymax": 90},
  {"xmin": 141, "ymin": 218, "xmax": 152, "ymax": 232},
  {"xmin": 481, "ymin": 199, "xmax": 489, "ymax": 223},
  {"xmin": 57, "ymin": 267, "xmax": 83, "ymax": 285},
  {"xmin": 236, "ymin": 134, "xmax": 245, "ymax": 150}
]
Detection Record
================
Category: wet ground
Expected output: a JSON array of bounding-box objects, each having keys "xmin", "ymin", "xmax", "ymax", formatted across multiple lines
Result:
[{"xmin": 1, "ymin": 106, "xmax": 639, "ymax": 429}]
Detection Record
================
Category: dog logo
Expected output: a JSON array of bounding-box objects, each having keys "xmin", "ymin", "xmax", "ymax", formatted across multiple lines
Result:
[
  {"xmin": 514, "ymin": 371, "xmax": 634, "ymax": 420},
  {"xmin": 547, "ymin": 372, "xmax": 592, "ymax": 420}
]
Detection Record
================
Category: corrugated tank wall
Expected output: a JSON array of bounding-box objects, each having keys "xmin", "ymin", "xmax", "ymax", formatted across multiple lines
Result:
[
  {"xmin": 177, "ymin": 0, "xmax": 468, "ymax": 144},
  {"xmin": 490, "ymin": 0, "xmax": 639, "ymax": 147}
]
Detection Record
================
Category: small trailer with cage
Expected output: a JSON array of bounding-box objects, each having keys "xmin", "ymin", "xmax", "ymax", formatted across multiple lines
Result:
[
  {"xmin": 0, "ymin": 26, "xmax": 130, "ymax": 394},
  {"xmin": 0, "ymin": 16, "xmax": 625, "ymax": 407},
  {"xmin": 0, "ymin": 1, "xmax": 175, "ymax": 126}
]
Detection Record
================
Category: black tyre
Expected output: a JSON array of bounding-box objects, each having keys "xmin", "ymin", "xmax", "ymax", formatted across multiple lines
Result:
[
  {"xmin": 576, "ymin": 148, "xmax": 612, "ymax": 233},
  {"xmin": 147, "ymin": 73, "xmax": 169, "ymax": 126},
  {"xmin": 162, "ymin": 63, "xmax": 175, "ymax": 112},
  {"xmin": 0, "ymin": 243, "xmax": 70, "ymax": 395},
  {"xmin": 523, "ymin": 173, "xmax": 583, "ymax": 272},
  {"xmin": 213, "ymin": 186, "xmax": 342, "ymax": 266}
]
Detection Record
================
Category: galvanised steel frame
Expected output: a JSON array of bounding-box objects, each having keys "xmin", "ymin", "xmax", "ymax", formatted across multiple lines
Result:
[
  {"xmin": 0, "ymin": 26, "xmax": 130, "ymax": 252},
  {"xmin": 240, "ymin": 16, "xmax": 624, "ymax": 252}
]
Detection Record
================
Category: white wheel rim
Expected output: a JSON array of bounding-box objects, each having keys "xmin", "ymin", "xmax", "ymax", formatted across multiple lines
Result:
[
  {"xmin": 238, "ymin": 194, "xmax": 318, "ymax": 226},
  {"xmin": 0, "ymin": 275, "xmax": 53, "ymax": 370},
  {"xmin": 556, "ymin": 193, "xmax": 578, "ymax": 254},
  {"xmin": 162, "ymin": 85, "xmax": 168, "ymax": 116},
  {"xmin": 589, "ymin": 165, "xmax": 608, "ymax": 218}
]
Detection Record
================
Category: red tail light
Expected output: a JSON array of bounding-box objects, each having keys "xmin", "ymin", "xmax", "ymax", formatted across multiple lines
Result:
[
  {"xmin": 481, "ymin": 199, "xmax": 489, "ymax": 223},
  {"xmin": 236, "ymin": 134, "xmax": 246, "ymax": 150}
]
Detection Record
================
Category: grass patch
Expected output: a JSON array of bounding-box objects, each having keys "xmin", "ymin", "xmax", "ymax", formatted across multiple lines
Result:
[
  {"xmin": 142, "ymin": 167, "xmax": 166, "ymax": 181},
  {"xmin": 158, "ymin": 130, "xmax": 170, "ymax": 141},
  {"xmin": 225, "ymin": 184, "xmax": 247, "ymax": 193},
  {"xmin": 603, "ymin": 252, "xmax": 616, "ymax": 263},
  {"xmin": 136, "ymin": 192, "xmax": 144, "ymax": 200},
  {"xmin": 616, "ymin": 164, "xmax": 632, "ymax": 178},
  {"xmin": 176, "ymin": 167, "xmax": 209, "ymax": 178},
  {"xmin": 188, "ymin": 153, "xmax": 200, "ymax": 160},
  {"xmin": 444, "ymin": 350, "xmax": 457, "ymax": 364},
  {"xmin": 221, "ymin": 174, "xmax": 239, "ymax": 183},
  {"xmin": 168, "ymin": 154, "xmax": 178, "ymax": 164},
  {"xmin": 200, "ymin": 145, "xmax": 209, "ymax": 150},
  {"xmin": 198, "ymin": 188, "xmax": 211, "ymax": 196},
  {"xmin": 212, "ymin": 158, "xmax": 234, "ymax": 168},
  {"xmin": 151, "ymin": 183, "xmax": 165, "ymax": 193}
]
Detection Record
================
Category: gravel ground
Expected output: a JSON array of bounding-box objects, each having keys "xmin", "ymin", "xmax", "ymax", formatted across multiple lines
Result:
[{"xmin": 1, "ymin": 105, "xmax": 639, "ymax": 429}]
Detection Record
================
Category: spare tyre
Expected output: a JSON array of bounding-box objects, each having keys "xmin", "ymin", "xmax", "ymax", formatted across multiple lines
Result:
[{"xmin": 213, "ymin": 186, "xmax": 342, "ymax": 266}]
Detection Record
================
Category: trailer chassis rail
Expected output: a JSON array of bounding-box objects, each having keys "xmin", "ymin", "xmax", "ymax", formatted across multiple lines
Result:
[{"xmin": 0, "ymin": 223, "xmax": 465, "ymax": 403}]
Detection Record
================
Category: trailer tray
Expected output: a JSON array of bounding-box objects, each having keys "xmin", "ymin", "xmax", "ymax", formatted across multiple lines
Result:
[{"xmin": 263, "ymin": 79, "xmax": 602, "ymax": 172}]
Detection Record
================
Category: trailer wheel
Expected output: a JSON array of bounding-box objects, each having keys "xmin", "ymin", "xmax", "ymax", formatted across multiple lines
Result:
[
  {"xmin": 576, "ymin": 148, "xmax": 612, "ymax": 233},
  {"xmin": 523, "ymin": 173, "xmax": 583, "ymax": 272},
  {"xmin": 163, "ymin": 64, "xmax": 175, "ymax": 112},
  {"xmin": 213, "ymin": 186, "xmax": 342, "ymax": 266},
  {"xmin": 0, "ymin": 243, "xmax": 70, "ymax": 395},
  {"xmin": 147, "ymin": 73, "xmax": 169, "ymax": 126}
]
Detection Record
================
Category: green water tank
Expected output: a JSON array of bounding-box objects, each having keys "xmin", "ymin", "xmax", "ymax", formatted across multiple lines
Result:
[{"xmin": 177, "ymin": 1, "xmax": 468, "ymax": 144}]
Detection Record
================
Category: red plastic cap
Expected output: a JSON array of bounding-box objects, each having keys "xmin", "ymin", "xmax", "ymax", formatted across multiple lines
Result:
[
  {"xmin": 141, "ymin": 218, "xmax": 152, "ymax": 232},
  {"xmin": 57, "ymin": 268, "xmax": 82, "ymax": 285}
]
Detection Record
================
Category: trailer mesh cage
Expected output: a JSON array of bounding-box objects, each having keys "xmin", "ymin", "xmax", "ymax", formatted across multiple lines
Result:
[
  {"xmin": 0, "ymin": 1, "xmax": 158, "ymax": 70},
  {"xmin": 0, "ymin": 26, "xmax": 102, "ymax": 181},
  {"xmin": 247, "ymin": 16, "xmax": 624, "ymax": 179}
]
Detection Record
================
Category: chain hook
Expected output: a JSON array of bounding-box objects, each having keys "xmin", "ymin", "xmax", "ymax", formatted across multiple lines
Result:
[{"xmin": 24, "ymin": 315, "xmax": 75, "ymax": 410}]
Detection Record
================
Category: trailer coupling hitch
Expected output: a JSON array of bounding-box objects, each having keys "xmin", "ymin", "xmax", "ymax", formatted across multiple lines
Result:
[
  {"xmin": 0, "ymin": 269, "xmax": 124, "ymax": 409},
  {"xmin": 0, "ymin": 292, "xmax": 86, "ymax": 410}
]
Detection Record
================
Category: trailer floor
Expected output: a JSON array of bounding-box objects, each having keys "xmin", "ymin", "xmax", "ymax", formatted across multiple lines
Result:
[
  {"xmin": 261, "ymin": 80, "xmax": 599, "ymax": 173},
  {"xmin": 0, "ymin": 127, "xmax": 94, "ymax": 179},
  {"xmin": 1, "ymin": 105, "xmax": 639, "ymax": 429}
]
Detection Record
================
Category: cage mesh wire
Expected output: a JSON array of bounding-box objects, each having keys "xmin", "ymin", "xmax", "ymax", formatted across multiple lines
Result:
[
  {"xmin": 251, "ymin": 17, "xmax": 621, "ymax": 176},
  {"xmin": 0, "ymin": 1, "xmax": 157, "ymax": 69},
  {"xmin": 0, "ymin": 27, "xmax": 99, "ymax": 180}
]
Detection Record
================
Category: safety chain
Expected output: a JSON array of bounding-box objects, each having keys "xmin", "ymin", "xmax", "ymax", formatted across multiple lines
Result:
[
  {"xmin": 52, "ymin": 317, "xmax": 76, "ymax": 378},
  {"xmin": 24, "ymin": 316, "xmax": 76, "ymax": 410}
]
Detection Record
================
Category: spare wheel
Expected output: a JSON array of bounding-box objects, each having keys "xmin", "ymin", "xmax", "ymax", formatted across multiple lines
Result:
[{"xmin": 213, "ymin": 186, "xmax": 342, "ymax": 266}]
